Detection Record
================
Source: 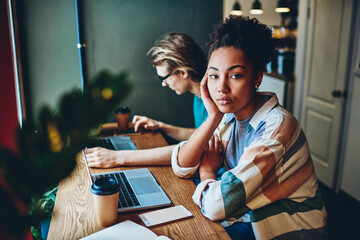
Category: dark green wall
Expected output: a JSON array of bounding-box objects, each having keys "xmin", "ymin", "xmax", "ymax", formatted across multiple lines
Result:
[
  {"xmin": 19, "ymin": 0, "xmax": 223, "ymax": 127},
  {"xmin": 82, "ymin": 0, "xmax": 222, "ymax": 127}
]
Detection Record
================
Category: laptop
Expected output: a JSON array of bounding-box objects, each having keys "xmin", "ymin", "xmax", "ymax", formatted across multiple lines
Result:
[
  {"xmin": 90, "ymin": 136, "xmax": 138, "ymax": 150},
  {"xmin": 82, "ymin": 150, "xmax": 171, "ymax": 212}
]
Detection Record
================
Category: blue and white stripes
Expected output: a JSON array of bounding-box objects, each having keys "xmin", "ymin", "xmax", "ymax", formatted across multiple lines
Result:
[{"xmin": 172, "ymin": 92, "xmax": 327, "ymax": 239}]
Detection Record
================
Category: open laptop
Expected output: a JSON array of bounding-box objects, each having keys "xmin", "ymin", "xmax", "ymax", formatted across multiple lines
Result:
[
  {"xmin": 82, "ymin": 150, "xmax": 171, "ymax": 212},
  {"xmin": 90, "ymin": 136, "xmax": 138, "ymax": 150}
]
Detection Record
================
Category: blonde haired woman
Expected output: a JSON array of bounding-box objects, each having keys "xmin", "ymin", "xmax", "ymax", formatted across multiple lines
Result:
[{"xmin": 85, "ymin": 32, "xmax": 210, "ymax": 167}]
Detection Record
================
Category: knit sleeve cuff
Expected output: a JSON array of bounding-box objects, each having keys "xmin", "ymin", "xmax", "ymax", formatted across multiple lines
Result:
[{"xmin": 171, "ymin": 141, "xmax": 200, "ymax": 178}]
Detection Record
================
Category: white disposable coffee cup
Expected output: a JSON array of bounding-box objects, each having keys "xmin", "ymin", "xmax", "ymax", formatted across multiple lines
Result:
[{"xmin": 91, "ymin": 177, "xmax": 119, "ymax": 227}]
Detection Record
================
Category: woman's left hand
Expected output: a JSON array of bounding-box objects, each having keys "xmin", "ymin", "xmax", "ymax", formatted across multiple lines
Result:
[{"xmin": 199, "ymin": 133, "xmax": 224, "ymax": 181}]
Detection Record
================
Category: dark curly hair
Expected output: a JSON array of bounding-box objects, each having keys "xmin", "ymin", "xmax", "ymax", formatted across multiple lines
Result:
[{"xmin": 208, "ymin": 16, "xmax": 275, "ymax": 75}]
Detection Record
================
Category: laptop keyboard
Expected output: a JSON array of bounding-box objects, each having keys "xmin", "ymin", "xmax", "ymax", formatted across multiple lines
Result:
[
  {"xmin": 97, "ymin": 138, "xmax": 115, "ymax": 150},
  {"xmin": 94, "ymin": 172, "xmax": 140, "ymax": 208}
]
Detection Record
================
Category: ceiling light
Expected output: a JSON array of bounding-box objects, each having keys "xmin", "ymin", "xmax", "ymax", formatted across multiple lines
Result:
[
  {"xmin": 231, "ymin": 1, "xmax": 243, "ymax": 16},
  {"xmin": 250, "ymin": 0, "xmax": 263, "ymax": 15},
  {"xmin": 275, "ymin": 0, "xmax": 290, "ymax": 13}
]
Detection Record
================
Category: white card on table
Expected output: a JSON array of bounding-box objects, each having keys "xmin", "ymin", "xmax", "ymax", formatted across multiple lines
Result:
[{"xmin": 139, "ymin": 205, "xmax": 193, "ymax": 227}]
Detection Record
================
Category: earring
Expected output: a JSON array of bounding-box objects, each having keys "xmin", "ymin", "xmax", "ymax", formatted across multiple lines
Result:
[{"xmin": 255, "ymin": 85, "xmax": 259, "ymax": 89}]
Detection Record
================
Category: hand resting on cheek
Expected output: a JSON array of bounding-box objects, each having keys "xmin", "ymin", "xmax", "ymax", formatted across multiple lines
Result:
[{"xmin": 200, "ymin": 73, "xmax": 223, "ymax": 122}]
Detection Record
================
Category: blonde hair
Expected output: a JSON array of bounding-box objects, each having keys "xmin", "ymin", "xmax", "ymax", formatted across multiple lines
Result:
[{"xmin": 148, "ymin": 32, "xmax": 207, "ymax": 82}]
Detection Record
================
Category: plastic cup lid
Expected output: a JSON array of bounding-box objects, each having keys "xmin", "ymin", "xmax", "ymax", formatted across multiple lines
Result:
[
  {"xmin": 91, "ymin": 177, "xmax": 119, "ymax": 195},
  {"xmin": 115, "ymin": 106, "xmax": 130, "ymax": 114}
]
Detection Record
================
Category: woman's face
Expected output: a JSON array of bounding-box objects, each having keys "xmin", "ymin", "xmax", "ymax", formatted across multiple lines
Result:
[
  {"xmin": 207, "ymin": 47, "xmax": 261, "ymax": 120},
  {"xmin": 156, "ymin": 65, "xmax": 190, "ymax": 95}
]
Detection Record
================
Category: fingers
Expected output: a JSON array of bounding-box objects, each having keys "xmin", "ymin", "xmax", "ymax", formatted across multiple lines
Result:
[
  {"xmin": 132, "ymin": 116, "xmax": 148, "ymax": 132},
  {"xmin": 84, "ymin": 147, "xmax": 100, "ymax": 158},
  {"xmin": 200, "ymin": 71, "xmax": 208, "ymax": 85},
  {"xmin": 207, "ymin": 134, "xmax": 222, "ymax": 152},
  {"xmin": 200, "ymin": 133, "xmax": 224, "ymax": 176},
  {"xmin": 85, "ymin": 146, "xmax": 97, "ymax": 152},
  {"xmin": 132, "ymin": 115, "xmax": 142, "ymax": 132},
  {"xmin": 83, "ymin": 147, "xmax": 114, "ymax": 168},
  {"xmin": 84, "ymin": 147, "xmax": 101, "ymax": 163},
  {"xmin": 134, "ymin": 120, "xmax": 143, "ymax": 132},
  {"xmin": 132, "ymin": 115, "xmax": 141, "ymax": 123},
  {"xmin": 132, "ymin": 115, "xmax": 159, "ymax": 132},
  {"xmin": 213, "ymin": 134, "xmax": 221, "ymax": 153},
  {"xmin": 200, "ymin": 73, "xmax": 210, "ymax": 98},
  {"xmin": 206, "ymin": 134, "xmax": 213, "ymax": 151}
]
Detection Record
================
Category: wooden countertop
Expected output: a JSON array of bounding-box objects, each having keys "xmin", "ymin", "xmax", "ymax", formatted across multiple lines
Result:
[{"xmin": 47, "ymin": 131, "xmax": 230, "ymax": 240}]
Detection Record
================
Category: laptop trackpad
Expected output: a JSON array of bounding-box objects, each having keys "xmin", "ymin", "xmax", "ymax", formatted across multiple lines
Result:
[{"xmin": 129, "ymin": 177, "xmax": 161, "ymax": 195}]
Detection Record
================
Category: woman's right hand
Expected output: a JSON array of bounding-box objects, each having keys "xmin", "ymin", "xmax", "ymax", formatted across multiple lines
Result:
[
  {"xmin": 132, "ymin": 115, "xmax": 162, "ymax": 132},
  {"xmin": 200, "ymin": 73, "xmax": 223, "ymax": 121}
]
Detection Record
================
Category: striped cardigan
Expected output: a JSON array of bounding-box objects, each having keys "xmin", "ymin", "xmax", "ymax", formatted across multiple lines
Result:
[{"xmin": 171, "ymin": 92, "xmax": 327, "ymax": 240}]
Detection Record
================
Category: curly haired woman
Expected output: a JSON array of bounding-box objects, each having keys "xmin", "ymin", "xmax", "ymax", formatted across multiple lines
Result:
[{"xmin": 172, "ymin": 16, "xmax": 328, "ymax": 240}]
